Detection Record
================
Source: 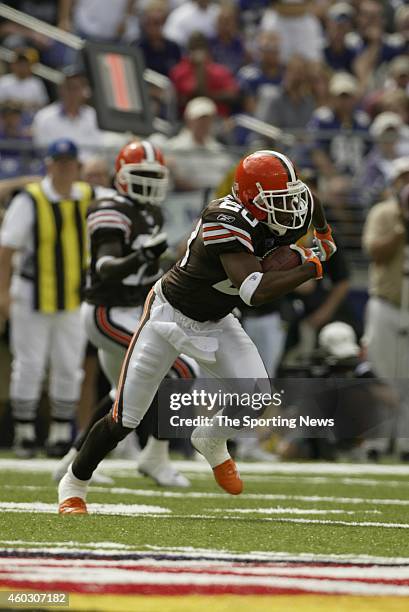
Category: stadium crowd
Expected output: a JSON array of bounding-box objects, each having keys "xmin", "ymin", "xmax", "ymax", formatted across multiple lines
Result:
[{"xmin": 0, "ymin": 0, "xmax": 409, "ymax": 463}]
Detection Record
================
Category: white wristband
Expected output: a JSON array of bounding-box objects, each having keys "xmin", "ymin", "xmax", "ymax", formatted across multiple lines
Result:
[
  {"xmin": 239, "ymin": 271, "xmax": 263, "ymax": 306},
  {"xmin": 96, "ymin": 255, "xmax": 115, "ymax": 275}
]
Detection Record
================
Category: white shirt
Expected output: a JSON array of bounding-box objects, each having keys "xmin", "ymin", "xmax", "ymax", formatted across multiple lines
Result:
[
  {"xmin": 0, "ymin": 74, "xmax": 49, "ymax": 108},
  {"xmin": 73, "ymin": 0, "xmax": 139, "ymax": 41},
  {"xmin": 32, "ymin": 102, "xmax": 102, "ymax": 159},
  {"xmin": 164, "ymin": 129, "xmax": 233, "ymax": 190},
  {"xmin": 163, "ymin": 1, "xmax": 220, "ymax": 47}
]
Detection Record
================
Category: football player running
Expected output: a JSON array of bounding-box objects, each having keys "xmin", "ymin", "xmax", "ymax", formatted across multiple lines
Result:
[
  {"xmin": 56, "ymin": 141, "xmax": 197, "ymax": 489},
  {"xmin": 58, "ymin": 150, "xmax": 336, "ymax": 513}
]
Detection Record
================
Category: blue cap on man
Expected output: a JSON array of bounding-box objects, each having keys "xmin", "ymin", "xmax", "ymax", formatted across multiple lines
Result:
[{"xmin": 46, "ymin": 138, "xmax": 78, "ymax": 160}]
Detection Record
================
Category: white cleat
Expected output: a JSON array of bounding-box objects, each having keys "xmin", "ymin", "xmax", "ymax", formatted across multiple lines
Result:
[{"xmin": 138, "ymin": 460, "xmax": 190, "ymax": 487}]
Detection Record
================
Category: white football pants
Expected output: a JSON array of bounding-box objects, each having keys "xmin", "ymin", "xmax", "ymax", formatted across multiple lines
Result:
[
  {"xmin": 81, "ymin": 302, "xmax": 198, "ymax": 395},
  {"xmin": 113, "ymin": 281, "xmax": 269, "ymax": 429},
  {"xmin": 10, "ymin": 300, "xmax": 86, "ymax": 421},
  {"xmin": 365, "ymin": 296, "xmax": 409, "ymax": 450}
]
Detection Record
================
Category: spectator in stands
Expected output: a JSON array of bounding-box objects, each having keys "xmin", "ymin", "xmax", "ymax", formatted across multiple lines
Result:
[
  {"xmin": 0, "ymin": 102, "xmax": 40, "ymax": 179},
  {"xmin": 323, "ymin": 2, "xmax": 359, "ymax": 73},
  {"xmin": 0, "ymin": 49, "xmax": 48, "ymax": 113},
  {"xmin": 32, "ymin": 69, "xmax": 102, "ymax": 158},
  {"xmin": 255, "ymin": 55, "xmax": 315, "ymax": 133},
  {"xmin": 164, "ymin": 0, "xmax": 220, "ymax": 48},
  {"xmin": 0, "ymin": 1, "xmax": 68, "ymax": 67},
  {"xmin": 359, "ymin": 112, "xmax": 406, "ymax": 208},
  {"xmin": 308, "ymin": 72, "xmax": 370, "ymax": 179},
  {"xmin": 208, "ymin": 2, "xmax": 248, "ymax": 75},
  {"xmin": 261, "ymin": 0, "xmax": 324, "ymax": 62},
  {"xmin": 388, "ymin": 55, "xmax": 409, "ymax": 93},
  {"xmin": 170, "ymin": 32, "xmax": 238, "ymax": 118},
  {"xmin": 237, "ymin": 30, "xmax": 283, "ymax": 114},
  {"xmin": 395, "ymin": 4, "xmax": 409, "ymax": 53},
  {"xmin": 59, "ymin": 0, "xmax": 138, "ymax": 43},
  {"xmin": 81, "ymin": 156, "xmax": 111, "ymax": 189},
  {"xmin": 137, "ymin": 1, "xmax": 182, "ymax": 77},
  {"xmin": 378, "ymin": 89, "xmax": 409, "ymax": 131},
  {"xmin": 309, "ymin": 60, "xmax": 332, "ymax": 109},
  {"xmin": 352, "ymin": 0, "xmax": 405, "ymax": 90},
  {"xmin": 164, "ymin": 96, "xmax": 233, "ymax": 191}
]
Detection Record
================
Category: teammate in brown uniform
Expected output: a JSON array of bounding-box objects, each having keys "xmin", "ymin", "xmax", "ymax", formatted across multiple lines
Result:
[
  {"xmin": 55, "ymin": 140, "xmax": 197, "ymax": 488},
  {"xmin": 58, "ymin": 150, "xmax": 337, "ymax": 513}
]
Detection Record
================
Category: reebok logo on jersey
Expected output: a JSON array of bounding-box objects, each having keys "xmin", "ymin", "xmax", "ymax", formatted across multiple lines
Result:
[{"xmin": 217, "ymin": 214, "xmax": 236, "ymax": 223}]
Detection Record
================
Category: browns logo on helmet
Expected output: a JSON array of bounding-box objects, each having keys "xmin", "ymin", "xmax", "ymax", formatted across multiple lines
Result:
[
  {"xmin": 232, "ymin": 150, "xmax": 310, "ymax": 236},
  {"xmin": 115, "ymin": 140, "xmax": 169, "ymax": 206}
]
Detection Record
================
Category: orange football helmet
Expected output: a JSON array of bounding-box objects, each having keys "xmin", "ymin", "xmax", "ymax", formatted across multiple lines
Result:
[
  {"xmin": 233, "ymin": 150, "xmax": 309, "ymax": 235},
  {"xmin": 115, "ymin": 140, "xmax": 169, "ymax": 205}
]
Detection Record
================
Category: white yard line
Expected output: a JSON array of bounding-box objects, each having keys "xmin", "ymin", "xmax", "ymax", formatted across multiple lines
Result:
[
  {"xmin": 3, "ymin": 483, "xmax": 409, "ymax": 507},
  {"xmin": 1, "ymin": 457, "xmax": 409, "ymax": 476},
  {"xmin": 211, "ymin": 508, "xmax": 380, "ymax": 515},
  {"xmin": 0, "ymin": 501, "xmax": 407, "ymax": 529},
  {"xmin": 0, "ymin": 502, "xmax": 170, "ymax": 516}
]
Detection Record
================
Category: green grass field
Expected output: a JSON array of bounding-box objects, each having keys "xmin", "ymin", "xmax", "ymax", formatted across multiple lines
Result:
[
  {"xmin": 1, "ymin": 457, "xmax": 409, "ymax": 609},
  {"xmin": 0, "ymin": 457, "xmax": 408, "ymax": 555}
]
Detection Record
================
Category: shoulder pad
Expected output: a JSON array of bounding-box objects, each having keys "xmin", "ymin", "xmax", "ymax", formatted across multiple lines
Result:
[{"xmin": 203, "ymin": 195, "xmax": 259, "ymax": 236}]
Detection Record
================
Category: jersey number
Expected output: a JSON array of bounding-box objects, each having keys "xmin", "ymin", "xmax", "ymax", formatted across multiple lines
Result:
[{"xmin": 220, "ymin": 200, "xmax": 258, "ymax": 227}]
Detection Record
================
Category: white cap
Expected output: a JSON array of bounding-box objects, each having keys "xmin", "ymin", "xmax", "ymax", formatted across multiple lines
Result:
[
  {"xmin": 329, "ymin": 72, "xmax": 359, "ymax": 96},
  {"xmin": 184, "ymin": 97, "xmax": 217, "ymax": 120},
  {"xmin": 318, "ymin": 322, "xmax": 359, "ymax": 359},
  {"xmin": 328, "ymin": 2, "xmax": 354, "ymax": 20},
  {"xmin": 390, "ymin": 156, "xmax": 409, "ymax": 182},
  {"xmin": 370, "ymin": 112, "xmax": 403, "ymax": 138}
]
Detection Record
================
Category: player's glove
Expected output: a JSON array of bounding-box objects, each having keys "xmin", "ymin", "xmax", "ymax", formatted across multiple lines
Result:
[
  {"xmin": 141, "ymin": 232, "xmax": 168, "ymax": 261},
  {"xmin": 289, "ymin": 244, "xmax": 323, "ymax": 279},
  {"xmin": 313, "ymin": 225, "xmax": 337, "ymax": 261}
]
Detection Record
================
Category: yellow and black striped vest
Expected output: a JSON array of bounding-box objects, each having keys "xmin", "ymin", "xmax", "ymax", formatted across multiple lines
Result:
[{"xmin": 25, "ymin": 181, "xmax": 93, "ymax": 313}]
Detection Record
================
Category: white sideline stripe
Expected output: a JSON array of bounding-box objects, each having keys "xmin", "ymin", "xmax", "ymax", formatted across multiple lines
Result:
[
  {"xmin": 2, "ymin": 544, "xmax": 409, "ymax": 566},
  {"xmin": 2, "ymin": 457, "xmax": 409, "ymax": 476},
  {"xmin": 5, "ymin": 483, "xmax": 409, "ymax": 507},
  {"xmin": 0, "ymin": 502, "xmax": 170, "ymax": 516},
  {"xmin": 1, "ymin": 566, "xmax": 409, "ymax": 596},
  {"xmin": 2, "ymin": 557, "xmax": 409, "ymax": 580}
]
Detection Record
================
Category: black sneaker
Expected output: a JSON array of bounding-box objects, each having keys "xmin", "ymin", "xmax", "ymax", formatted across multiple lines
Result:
[
  {"xmin": 14, "ymin": 438, "xmax": 37, "ymax": 459},
  {"xmin": 45, "ymin": 440, "xmax": 72, "ymax": 458}
]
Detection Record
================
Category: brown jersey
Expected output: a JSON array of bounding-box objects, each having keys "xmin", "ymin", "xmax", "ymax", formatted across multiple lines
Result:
[
  {"xmin": 162, "ymin": 193, "xmax": 313, "ymax": 321},
  {"xmin": 85, "ymin": 191, "xmax": 164, "ymax": 307}
]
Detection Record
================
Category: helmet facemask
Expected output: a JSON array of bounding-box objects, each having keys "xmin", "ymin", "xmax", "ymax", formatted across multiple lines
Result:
[
  {"xmin": 253, "ymin": 180, "xmax": 309, "ymax": 235},
  {"xmin": 116, "ymin": 161, "xmax": 169, "ymax": 205}
]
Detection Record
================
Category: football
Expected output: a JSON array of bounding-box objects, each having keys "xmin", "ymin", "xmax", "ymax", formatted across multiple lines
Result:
[{"xmin": 261, "ymin": 245, "xmax": 301, "ymax": 272}]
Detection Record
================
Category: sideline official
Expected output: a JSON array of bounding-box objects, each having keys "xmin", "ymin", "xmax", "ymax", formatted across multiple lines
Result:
[{"xmin": 0, "ymin": 139, "xmax": 93, "ymax": 457}]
